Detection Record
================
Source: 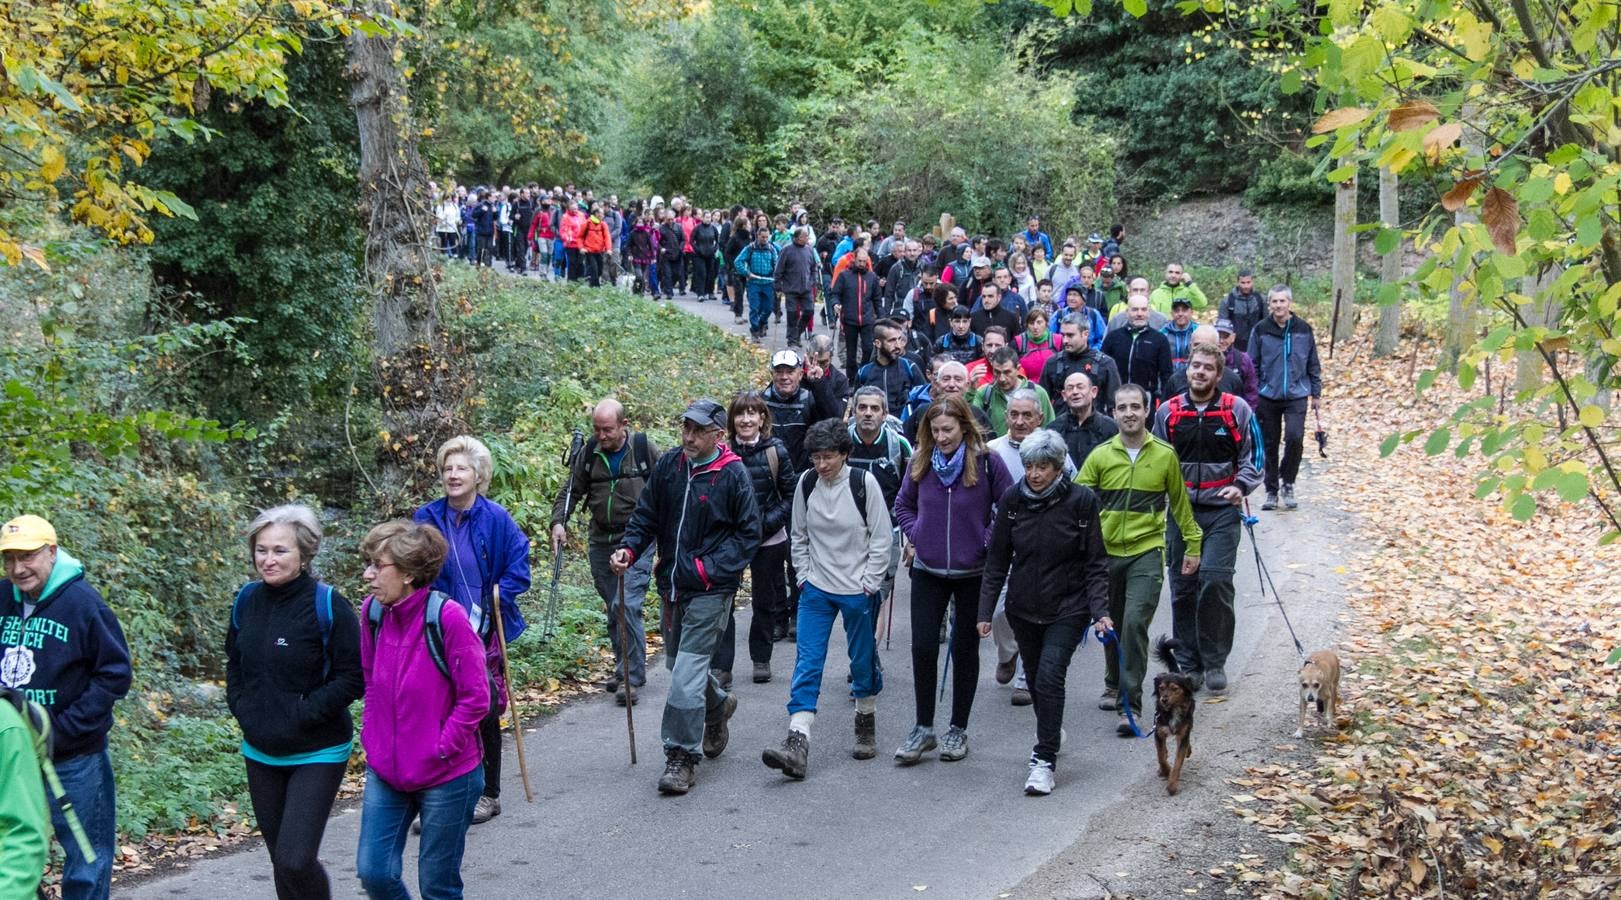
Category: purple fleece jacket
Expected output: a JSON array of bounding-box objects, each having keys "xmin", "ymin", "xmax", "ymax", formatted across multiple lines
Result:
[
  {"xmin": 360, "ymin": 587, "xmax": 489, "ymax": 792},
  {"xmin": 894, "ymin": 450, "xmax": 1015, "ymax": 576}
]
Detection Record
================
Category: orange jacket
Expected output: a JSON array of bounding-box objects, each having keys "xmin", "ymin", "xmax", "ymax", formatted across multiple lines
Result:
[{"xmin": 581, "ymin": 217, "xmax": 610, "ymax": 254}]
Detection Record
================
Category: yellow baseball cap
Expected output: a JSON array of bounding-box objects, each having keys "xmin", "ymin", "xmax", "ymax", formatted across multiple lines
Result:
[{"xmin": 0, "ymin": 515, "xmax": 58, "ymax": 552}]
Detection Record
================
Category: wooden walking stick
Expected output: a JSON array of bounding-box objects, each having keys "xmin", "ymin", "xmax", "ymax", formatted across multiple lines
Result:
[
  {"xmin": 491, "ymin": 586, "xmax": 535, "ymax": 802},
  {"xmin": 616, "ymin": 573, "xmax": 638, "ymax": 764}
]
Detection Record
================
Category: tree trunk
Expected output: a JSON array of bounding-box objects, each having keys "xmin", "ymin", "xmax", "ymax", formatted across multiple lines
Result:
[
  {"xmin": 1374, "ymin": 167, "xmax": 1403, "ymax": 357},
  {"xmin": 347, "ymin": 10, "xmax": 461, "ymax": 509},
  {"xmin": 1441, "ymin": 105, "xmax": 1483, "ymax": 372},
  {"xmin": 1329, "ymin": 168, "xmax": 1358, "ymax": 350},
  {"xmin": 1515, "ymin": 266, "xmax": 1560, "ymax": 393}
]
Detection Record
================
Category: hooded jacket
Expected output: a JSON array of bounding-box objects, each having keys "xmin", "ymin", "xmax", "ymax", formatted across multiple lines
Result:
[
  {"xmin": 733, "ymin": 437, "xmax": 797, "ymax": 540},
  {"xmin": 413, "ymin": 496, "xmax": 532, "ymax": 641},
  {"xmin": 979, "ymin": 479, "xmax": 1109, "ymax": 626},
  {"xmin": 1162, "ymin": 319, "xmax": 1198, "ymax": 366},
  {"xmin": 226, "ymin": 573, "xmax": 364, "ymax": 760},
  {"xmin": 774, "ymin": 241, "xmax": 820, "ymax": 295},
  {"xmin": 581, "ymin": 215, "xmax": 611, "ymax": 254},
  {"xmin": 360, "ymin": 587, "xmax": 489, "ymax": 792},
  {"xmin": 549, "ymin": 432, "xmax": 661, "ymax": 546},
  {"xmin": 559, "ymin": 207, "xmax": 587, "ymax": 249},
  {"xmin": 0, "ymin": 697, "xmax": 48, "ymax": 896},
  {"xmin": 1249, "ymin": 314, "xmax": 1323, "ymax": 402},
  {"xmin": 894, "ymin": 449, "xmax": 1015, "ymax": 577},
  {"xmin": 0, "ymin": 551, "xmax": 131, "ymax": 762},
  {"xmin": 617, "ymin": 445, "xmax": 763, "ymax": 599}
]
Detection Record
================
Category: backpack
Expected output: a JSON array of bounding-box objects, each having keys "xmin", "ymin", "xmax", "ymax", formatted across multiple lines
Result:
[
  {"xmin": 232, "ymin": 581, "xmax": 335, "ymax": 680},
  {"xmin": 583, "ymin": 432, "xmax": 653, "ymax": 485},
  {"xmin": 365, "ymin": 591, "xmax": 455, "ymax": 679},
  {"xmin": 1, "ymin": 688, "xmax": 95, "ymax": 862},
  {"xmin": 1162, "ymin": 391, "xmax": 1243, "ymax": 488},
  {"xmin": 798, "ymin": 469, "xmax": 869, "ymax": 527}
]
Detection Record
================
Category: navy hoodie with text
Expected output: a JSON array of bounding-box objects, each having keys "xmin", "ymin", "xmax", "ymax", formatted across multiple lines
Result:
[{"xmin": 0, "ymin": 550, "xmax": 132, "ymax": 761}]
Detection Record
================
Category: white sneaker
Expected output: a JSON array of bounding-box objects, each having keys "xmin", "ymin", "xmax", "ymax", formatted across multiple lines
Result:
[{"xmin": 1024, "ymin": 757, "xmax": 1055, "ymax": 796}]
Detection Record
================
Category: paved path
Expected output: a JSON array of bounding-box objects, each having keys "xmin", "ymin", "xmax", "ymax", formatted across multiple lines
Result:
[{"xmin": 120, "ymin": 275, "xmax": 1348, "ymax": 900}]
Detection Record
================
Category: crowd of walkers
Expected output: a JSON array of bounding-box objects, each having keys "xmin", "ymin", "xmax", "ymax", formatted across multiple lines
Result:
[{"xmin": 0, "ymin": 190, "xmax": 1326, "ymax": 899}]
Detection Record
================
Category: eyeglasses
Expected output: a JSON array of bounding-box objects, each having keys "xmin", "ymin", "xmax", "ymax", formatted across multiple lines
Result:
[
  {"xmin": 1, "ymin": 546, "xmax": 50, "ymax": 567},
  {"xmin": 365, "ymin": 560, "xmax": 398, "ymax": 572}
]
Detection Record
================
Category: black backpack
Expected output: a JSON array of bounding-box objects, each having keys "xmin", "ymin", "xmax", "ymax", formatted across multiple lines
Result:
[
  {"xmin": 798, "ymin": 470, "xmax": 870, "ymax": 527},
  {"xmin": 583, "ymin": 432, "xmax": 653, "ymax": 484},
  {"xmin": 364, "ymin": 591, "xmax": 456, "ymax": 679}
]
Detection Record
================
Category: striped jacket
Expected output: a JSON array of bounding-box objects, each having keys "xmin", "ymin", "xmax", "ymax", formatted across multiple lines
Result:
[{"xmin": 1074, "ymin": 434, "xmax": 1202, "ymax": 559}]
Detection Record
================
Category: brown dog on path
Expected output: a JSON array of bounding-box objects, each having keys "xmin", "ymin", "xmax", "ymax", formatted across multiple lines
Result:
[
  {"xmin": 1295, "ymin": 650, "xmax": 1341, "ymax": 738},
  {"xmin": 1152, "ymin": 636, "xmax": 1195, "ymax": 795}
]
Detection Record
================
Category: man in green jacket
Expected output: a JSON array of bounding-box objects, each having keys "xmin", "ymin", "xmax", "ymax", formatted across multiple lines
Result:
[
  {"xmin": 1148, "ymin": 262, "xmax": 1209, "ymax": 315},
  {"xmin": 0, "ymin": 692, "xmax": 48, "ymax": 897},
  {"xmin": 971, "ymin": 347, "xmax": 1054, "ymax": 437},
  {"xmin": 1076, "ymin": 383, "xmax": 1203, "ymax": 735}
]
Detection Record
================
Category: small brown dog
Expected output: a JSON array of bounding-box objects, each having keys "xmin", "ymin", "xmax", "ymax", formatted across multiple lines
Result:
[
  {"xmin": 1295, "ymin": 650, "xmax": 1341, "ymax": 738},
  {"xmin": 1152, "ymin": 636, "xmax": 1195, "ymax": 795}
]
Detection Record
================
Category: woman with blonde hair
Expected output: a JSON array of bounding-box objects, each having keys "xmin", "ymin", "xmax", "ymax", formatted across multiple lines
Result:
[
  {"xmin": 354, "ymin": 520, "xmax": 489, "ymax": 899},
  {"xmin": 891, "ymin": 396, "xmax": 1014, "ymax": 765},
  {"xmin": 227, "ymin": 504, "xmax": 363, "ymax": 899},
  {"xmin": 413, "ymin": 435, "xmax": 531, "ymax": 826}
]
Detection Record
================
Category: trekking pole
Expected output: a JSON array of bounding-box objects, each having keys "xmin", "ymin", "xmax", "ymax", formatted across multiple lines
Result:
[
  {"xmin": 616, "ymin": 574, "xmax": 639, "ymax": 764},
  {"xmin": 544, "ymin": 430, "xmax": 587, "ymax": 642},
  {"xmin": 939, "ymin": 606, "xmax": 955, "ymax": 702},
  {"xmin": 491, "ymin": 587, "xmax": 535, "ymax": 802},
  {"xmin": 1241, "ymin": 502, "xmax": 1306, "ymax": 661}
]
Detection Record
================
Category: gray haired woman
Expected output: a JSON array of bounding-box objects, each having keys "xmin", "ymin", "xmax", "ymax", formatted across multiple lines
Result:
[
  {"xmin": 226, "ymin": 504, "xmax": 364, "ymax": 899},
  {"xmin": 975, "ymin": 429, "xmax": 1112, "ymax": 797}
]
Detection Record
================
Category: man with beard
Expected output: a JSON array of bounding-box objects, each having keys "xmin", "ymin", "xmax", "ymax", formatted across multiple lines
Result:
[
  {"xmin": 1040, "ymin": 313, "xmax": 1120, "ymax": 414},
  {"xmin": 857, "ymin": 319, "xmax": 927, "ymax": 419}
]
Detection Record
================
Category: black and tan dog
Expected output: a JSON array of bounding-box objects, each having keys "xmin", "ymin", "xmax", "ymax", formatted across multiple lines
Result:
[{"xmin": 1152, "ymin": 636, "xmax": 1196, "ymax": 795}]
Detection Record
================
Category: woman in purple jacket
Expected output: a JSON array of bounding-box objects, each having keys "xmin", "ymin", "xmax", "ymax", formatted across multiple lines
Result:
[
  {"xmin": 892, "ymin": 395, "xmax": 1014, "ymax": 766},
  {"xmin": 355, "ymin": 520, "xmax": 489, "ymax": 900}
]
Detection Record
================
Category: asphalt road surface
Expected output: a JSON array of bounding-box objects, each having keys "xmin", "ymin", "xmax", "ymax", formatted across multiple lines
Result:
[{"xmin": 120, "ymin": 274, "xmax": 1349, "ymax": 899}]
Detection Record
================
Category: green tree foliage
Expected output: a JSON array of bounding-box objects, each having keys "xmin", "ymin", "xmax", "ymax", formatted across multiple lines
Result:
[
  {"xmin": 143, "ymin": 41, "xmax": 363, "ymax": 419},
  {"xmin": 607, "ymin": 0, "xmax": 1117, "ymax": 234},
  {"xmin": 1002, "ymin": 0, "xmax": 1313, "ymax": 201}
]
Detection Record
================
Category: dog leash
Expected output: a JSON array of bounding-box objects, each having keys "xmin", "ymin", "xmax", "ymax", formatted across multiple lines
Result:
[
  {"xmin": 1242, "ymin": 500, "xmax": 1306, "ymax": 661},
  {"xmin": 1081, "ymin": 628, "xmax": 1152, "ymax": 740}
]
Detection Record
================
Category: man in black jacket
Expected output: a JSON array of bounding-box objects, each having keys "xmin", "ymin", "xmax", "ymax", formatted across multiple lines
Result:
[
  {"xmin": 970, "ymin": 283, "xmax": 1022, "ymax": 339},
  {"xmin": 857, "ymin": 319, "xmax": 927, "ymax": 418},
  {"xmin": 832, "ymin": 249, "xmax": 882, "ymax": 382},
  {"xmin": 1046, "ymin": 370, "xmax": 1120, "ymax": 471},
  {"xmin": 883, "ymin": 241, "xmax": 921, "ymax": 318},
  {"xmin": 1101, "ymin": 295, "xmax": 1173, "ymax": 406},
  {"xmin": 1219, "ymin": 269, "xmax": 1266, "ymax": 353},
  {"xmin": 612, "ymin": 401, "xmax": 761, "ymax": 795},
  {"xmin": 1, "ymin": 515, "xmax": 131, "ymax": 898},
  {"xmin": 1040, "ymin": 313, "xmax": 1121, "ymax": 415},
  {"xmin": 657, "ymin": 210, "xmax": 685, "ymax": 299}
]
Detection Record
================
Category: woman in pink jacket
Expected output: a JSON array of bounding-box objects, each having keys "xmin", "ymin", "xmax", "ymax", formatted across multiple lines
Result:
[{"xmin": 354, "ymin": 520, "xmax": 489, "ymax": 900}]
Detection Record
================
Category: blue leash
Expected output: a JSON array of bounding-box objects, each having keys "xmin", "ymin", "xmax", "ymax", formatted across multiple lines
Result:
[{"xmin": 1081, "ymin": 627, "xmax": 1151, "ymax": 740}]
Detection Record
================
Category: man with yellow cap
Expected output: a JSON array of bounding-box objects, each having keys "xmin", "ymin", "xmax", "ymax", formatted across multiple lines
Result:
[{"xmin": 1, "ymin": 515, "xmax": 130, "ymax": 900}]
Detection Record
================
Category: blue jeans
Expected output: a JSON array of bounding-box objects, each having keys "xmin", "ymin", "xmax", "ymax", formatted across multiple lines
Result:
[
  {"xmin": 746, "ymin": 281, "xmax": 775, "ymax": 334},
  {"xmin": 589, "ymin": 542, "xmax": 651, "ymax": 687},
  {"xmin": 356, "ymin": 766, "xmax": 483, "ymax": 900},
  {"xmin": 788, "ymin": 582, "xmax": 882, "ymax": 715},
  {"xmin": 50, "ymin": 749, "xmax": 116, "ymax": 900}
]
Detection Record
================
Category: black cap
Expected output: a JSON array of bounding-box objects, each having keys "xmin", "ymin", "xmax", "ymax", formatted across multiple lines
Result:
[
  {"xmin": 681, "ymin": 399, "xmax": 727, "ymax": 430},
  {"xmin": 1171, "ymin": 297, "xmax": 1193, "ymax": 309}
]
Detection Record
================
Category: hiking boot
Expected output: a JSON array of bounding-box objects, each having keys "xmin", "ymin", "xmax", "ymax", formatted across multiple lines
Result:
[
  {"xmin": 1261, "ymin": 491, "xmax": 1279, "ymax": 511},
  {"xmin": 1187, "ymin": 670, "xmax": 1205, "ymax": 692},
  {"xmin": 711, "ymin": 668, "xmax": 733, "ymax": 692},
  {"xmin": 1282, "ymin": 484, "xmax": 1298, "ymax": 510},
  {"xmin": 762, "ymin": 731, "xmax": 809, "ymax": 779},
  {"xmin": 853, "ymin": 712, "xmax": 877, "ymax": 759},
  {"xmin": 1011, "ymin": 688, "xmax": 1032, "ymax": 707},
  {"xmin": 1097, "ymin": 687, "xmax": 1118, "ymax": 711},
  {"xmin": 470, "ymin": 795, "xmax": 500, "ymax": 825},
  {"xmin": 702, "ymin": 693, "xmax": 737, "ymax": 759},
  {"xmin": 995, "ymin": 656, "xmax": 1017, "ymax": 685},
  {"xmin": 657, "ymin": 749, "xmax": 697, "ymax": 795},
  {"xmin": 894, "ymin": 726, "xmax": 937, "ymax": 764},
  {"xmin": 1024, "ymin": 757, "xmax": 1055, "ymax": 796},
  {"xmin": 752, "ymin": 661, "xmax": 772, "ymax": 683},
  {"xmin": 1205, "ymin": 668, "xmax": 1228, "ymax": 693},
  {"xmin": 605, "ymin": 676, "xmax": 620, "ymax": 694},
  {"xmin": 938, "ymin": 726, "xmax": 970, "ymax": 761},
  {"xmin": 616, "ymin": 686, "xmax": 639, "ymax": 706}
]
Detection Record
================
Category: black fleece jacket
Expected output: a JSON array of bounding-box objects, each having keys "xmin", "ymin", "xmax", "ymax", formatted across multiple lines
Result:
[{"xmin": 226, "ymin": 573, "xmax": 364, "ymax": 758}]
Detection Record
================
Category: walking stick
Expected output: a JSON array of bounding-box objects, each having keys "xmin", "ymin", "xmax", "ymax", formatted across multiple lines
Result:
[
  {"xmin": 491, "ymin": 587, "xmax": 535, "ymax": 802},
  {"xmin": 543, "ymin": 430, "xmax": 588, "ymax": 643},
  {"xmin": 616, "ymin": 574, "xmax": 639, "ymax": 764}
]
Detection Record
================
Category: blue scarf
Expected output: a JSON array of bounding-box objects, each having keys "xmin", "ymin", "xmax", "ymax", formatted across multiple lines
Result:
[{"xmin": 932, "ymin": 443, "xmax": 966, "ymax": 487}]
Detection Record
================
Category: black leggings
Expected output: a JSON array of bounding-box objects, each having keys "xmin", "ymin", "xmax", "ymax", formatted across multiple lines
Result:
[
  {"xmin": 908, "ymin": 568, "xmax": 983, "ymax": 730},
  {"xmin": 479, "ymin": 705, "xmax": 502, "ymax": 798},
  {"xmin": 245, "ymin": 758, "xmax": 347, "ymax": 900}
]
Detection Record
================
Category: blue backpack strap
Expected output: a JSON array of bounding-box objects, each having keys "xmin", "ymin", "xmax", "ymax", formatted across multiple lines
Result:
[
  {"xmin": 314, "ymin": 583, "xmax": 334, "ymax": 681},
  {"xmin": 423, "ymin": 592, "xmax": 451, "ymax": 680},
  {"xmin": 231, "ymin": 582, "xmax": 259, "ymax": 632}
]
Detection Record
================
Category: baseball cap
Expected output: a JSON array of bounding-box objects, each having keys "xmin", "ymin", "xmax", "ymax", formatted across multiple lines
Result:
[
  {"xmin": 680, "ymin": 399, "xmax": 728, "ymax": 431},
  {"xmin": 1, "ymin": 515, "xmax": 57, "ymax": 552},
  {"xmin": 892, "ymin": 306, "xmax": 913, "ymax": 321},
  {"xmin": 1214, "ymin": 318, "xmax": 1236, "ymax": 334},
  {"xmin": 1171, "ymin": 297, "xmax": 1193, "ymax": 309},
  {"xmin": 971, "ymin": 256, "xmax": 992, "ymax": 268},
  {"xmin": 770, "ymin": 349, "xmax": 802, "ymax": 369},
  {"xmin": 1087, "ymin": 233, "xmax": 1104, "ymax": 243}
]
